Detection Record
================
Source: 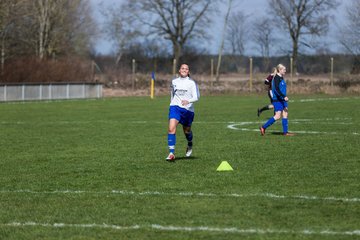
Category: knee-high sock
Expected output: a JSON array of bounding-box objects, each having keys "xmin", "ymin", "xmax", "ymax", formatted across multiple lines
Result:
[
  {"xmin": 168, "ymin": 133, "xmax": 176, "ymax": 153},
  {"xmin": 282, "ymin": 118, "xmax": 288, "ymax": 133},
  {"xmin": 263, "ymin": 117, "xmax": 276, "ymax": 129},
  {"xmin": 185, "ymin": 131, "xmax": 193, "ymax": 147}
]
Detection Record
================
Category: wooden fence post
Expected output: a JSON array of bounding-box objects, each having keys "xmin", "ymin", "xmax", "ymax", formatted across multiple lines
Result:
[
  {"xmin": 211, "ymin": 58, "xmax": 214, "ymax": 92},
  {"xmin": 290, "ymin": 57, "xmax": 293, "ymax": 88},
  {"xmin": 330, "ymin": 57, "xmax": 334, "ymax": 87},
  {"xmin": 172, "ymin": 59, "xmax": 177, "ymax": 77},
  {"xmin": 132, "ymin": 59, "xmax": 136, "ymax": 91},
  {"xmin": 249, "ymin": 57, "xmax": 253, "ymax": 92}
]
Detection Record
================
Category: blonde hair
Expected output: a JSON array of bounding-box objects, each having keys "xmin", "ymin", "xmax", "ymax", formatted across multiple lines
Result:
[
  {"xmin": 276, "ymin": 64, "xmax": 286, "ymax": 73},
  {"xmin": 271, "ymin": 67, "xmax": 277, "ymax": 75}
]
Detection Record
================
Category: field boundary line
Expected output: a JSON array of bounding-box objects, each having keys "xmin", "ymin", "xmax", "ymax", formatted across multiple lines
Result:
[
  {"xmin": 1, "ymin": 222, "xmax": 360, "ymax": 236},
  {"xmin": 1, "ymin": 96, "xmax": 358, "ymax": 105},
  {"xmin": 290, "ymin": 97, "xmax": 360, "ymax": 103},
  {"xmin": 1, "ymin": 118, "xmax": 354, "ymax": 126},
  {"xmin": 1, "ymin": 189, "xmax": 359, "ymax": 203},
  {"xmin": 227, "ymin": 122, "xmax": 359, "ymax": 135}
]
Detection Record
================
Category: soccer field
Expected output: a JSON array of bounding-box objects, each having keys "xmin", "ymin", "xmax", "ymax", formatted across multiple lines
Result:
[{"xmin": 0, "ymin": 95, "xmax": 359, "ymax": 239}]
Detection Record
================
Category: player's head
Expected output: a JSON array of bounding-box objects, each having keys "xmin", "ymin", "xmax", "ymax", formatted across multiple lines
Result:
[
  {"xmin": 179, "ymin": 64, "xmax": 190, "ymax": 78},
  {"xmin": 276, "ymin": 64, "xmax": 286, "ymax": 76}
]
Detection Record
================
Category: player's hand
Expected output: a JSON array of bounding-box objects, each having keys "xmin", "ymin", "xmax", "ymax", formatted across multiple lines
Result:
[
  {"xmin": 181, "ymin": 100, "xmax": 189, "ymax": 106},
  {"xmin": 284, "ymin": 96, "xmax": 289, "ymax": 102}
]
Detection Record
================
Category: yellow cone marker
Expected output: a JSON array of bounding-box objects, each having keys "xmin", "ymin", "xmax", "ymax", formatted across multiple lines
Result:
[{"xmin": 216, "ymin": 161, "xmax": 233, "ymax": 171}]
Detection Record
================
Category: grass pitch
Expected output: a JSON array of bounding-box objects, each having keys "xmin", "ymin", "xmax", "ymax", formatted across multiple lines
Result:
[{"xmin": 0, "ymin": 95, "xmax": 359, "ymax": 239}]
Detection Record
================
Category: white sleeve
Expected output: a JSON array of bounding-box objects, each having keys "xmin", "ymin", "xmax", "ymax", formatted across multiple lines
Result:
[{"xmin": 188, "ymin": 81, "xmax": 200, "ymax": 103}]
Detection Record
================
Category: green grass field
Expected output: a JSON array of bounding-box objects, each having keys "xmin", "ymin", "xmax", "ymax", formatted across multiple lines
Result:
[{"xmin": 0, "ymin": 95, "xmax": 359, "ymax": 240}]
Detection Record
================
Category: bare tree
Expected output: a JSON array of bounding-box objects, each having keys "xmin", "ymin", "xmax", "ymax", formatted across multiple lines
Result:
[
  {"xmin": 269, "ymin": 0, "xmax": 338, "ymax": 72},
  {"xmin": 215, "ymin": 0, "xmax": 232, "ymax": 82},
  {"xmin": 253, "ymin": 17, "xmax": 274, "ymax": 71},
  {"xmin": 101, "ymin": 3, "xmax": 139, "ymax": 65},
  {"xmin": 124, "ymin": 0, "xmax": 216, "ymax": 65},
  {"xmin": 22, "ymin": 0, "xmax": 95, "ymax": 59},
  {"xmin": 32, "ymin": 0, "xmax": 62, "ymax": 59},
  {"xmin": 0, "ymin": 0, "xmax": 24, "ymax": 74},
  {"xmin": 226, "ymin": 11, "xmax": 247, "ymax": 56},
  {"xmin": 339, "ymin": 0, "xmax": 360, "ymax": 73},
  {"xmin": 63, "ymin": 0, "xmax": 97, "ymax": 56},
  {"xmin": 224, "ymin": 10, "xmax": 248, "ymax": 73}
]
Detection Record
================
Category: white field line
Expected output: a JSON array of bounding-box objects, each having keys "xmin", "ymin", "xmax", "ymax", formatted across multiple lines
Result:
[
  {"xmin": 1, "ymin": 96, "xmax": 358, "ymax": 105},
  {"xmin": 227, "ymin": 125, "xmax": 354, "ymax": 135},
  {"xmin": 227, "ymin": 121, "xmax": 359, "ymax": 135},
  {"xmin": 0, "ymin": 118, "xmax": 354, "ymax": 126},
  {"xmin": 289, "ymin": 97, "xmax": 360, "ymax": 103},
  {"xmin": 1, "ymin": 222, "xmax": 360, "ymax": 236},
  {"xmin": 1, "ymin": 189, "xmax": 359, "ymax": 203},
  {"xmin": 1, "ymin": 118, "xmax": 357, "ymax": 135}
]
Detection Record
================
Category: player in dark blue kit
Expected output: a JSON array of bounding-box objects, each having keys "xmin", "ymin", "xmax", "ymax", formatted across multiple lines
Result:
[
  {"xmin": 257, "ymin": 67, "xmax": 276, "ymax": 117},
  {"xmin": 259, "ymin": 64, "xmax": 294, "ymax": 136}
]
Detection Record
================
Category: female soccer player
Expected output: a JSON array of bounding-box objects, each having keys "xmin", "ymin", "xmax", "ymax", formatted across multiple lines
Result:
[
  {"xmin": 257, "ymin": 67, "xmax": 276, "ymax": 117},
  {"xmin": 259, "ymin": 64, "xmax": 294, "ymax": 136},
  {"xmin": 166, "ymin": 64, "xmax": 200, "ymax": 161}
]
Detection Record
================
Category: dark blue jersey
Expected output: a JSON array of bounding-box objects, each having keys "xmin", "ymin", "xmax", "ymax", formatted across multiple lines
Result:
[{"xmin": 271, "ymin": 74, "xmax": 286, "ymax": 101}]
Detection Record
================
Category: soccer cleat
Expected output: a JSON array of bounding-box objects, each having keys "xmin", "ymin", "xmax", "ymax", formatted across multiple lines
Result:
[
  {"xmin": 185, "ymin": 146, "xmax": 192, "ymax": 157},
  {"xmin": 283, "ymin": 132, "xmax": 295, "ymax": 136},
  {"xmin": 166, "ymin": 153, "xmax": 175, "ymax": 161},
  {"xmin": 259, "ymin": 126, "xmax": 266, "ymax": 136},
  {"xmin": 257, "ymin": 108, "xmax": 261, "ymax": 117}
]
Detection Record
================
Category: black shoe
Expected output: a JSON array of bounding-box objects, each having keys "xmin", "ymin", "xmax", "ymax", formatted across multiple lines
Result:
[{"xmin": 257, "ymin": 108, "xmax": 261, "ymax": 117}]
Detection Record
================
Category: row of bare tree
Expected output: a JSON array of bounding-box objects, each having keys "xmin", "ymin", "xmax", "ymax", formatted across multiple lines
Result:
[
  {"xmin": 0, "ymin": 0, "xmax": 95, "ymax": 70},
  {"xmin": 102, "ymin": 0, "xmax": 360, "ymax": 73},
  {"xmin": 1, "ymin": 0, "xmax": 360, "ymax": 83}
]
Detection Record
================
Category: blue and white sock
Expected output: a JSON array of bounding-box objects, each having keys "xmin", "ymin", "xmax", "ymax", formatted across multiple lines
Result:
[{"xmin": 168, "ymin": 133, "xmax": 176, "ymax": 153}]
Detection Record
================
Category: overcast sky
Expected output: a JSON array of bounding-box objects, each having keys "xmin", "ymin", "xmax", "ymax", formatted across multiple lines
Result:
[{"xmin": 91, "ymin": 0, "xmax": 350, "ymax": 56}]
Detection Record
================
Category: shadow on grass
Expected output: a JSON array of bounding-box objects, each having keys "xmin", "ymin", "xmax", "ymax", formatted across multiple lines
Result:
[
  {"xmin": 166, "ymin": 156, "xmax": 199, "ymax": 163},
  {"xmin": 270, "ymin": 131, "xmax": 284, "ymax": 135},
  {"xmin": 270, "ymin": 131, "xmax": 295, "ymax": 136}
]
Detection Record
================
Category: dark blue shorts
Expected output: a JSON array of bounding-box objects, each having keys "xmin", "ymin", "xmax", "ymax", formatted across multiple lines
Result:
[
  {"xmin": 273, "ymin": 101, "xmax": 288, "ymax": 112},
  {"xmin": 169, "ymin": 106, "xmax": 194, "ymax": 127}
]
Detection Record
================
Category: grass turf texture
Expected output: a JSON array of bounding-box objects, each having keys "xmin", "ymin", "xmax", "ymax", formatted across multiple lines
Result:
[{"xmin": 0, "ymin": 95, "xmax": 359, "ymax": 240}]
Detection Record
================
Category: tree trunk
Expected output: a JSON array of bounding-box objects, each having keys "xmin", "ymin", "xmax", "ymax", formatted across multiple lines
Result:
[
  {"xmin": 173, "ymin": 42, "xmax": 181, "ymax": 69},
  {"xmin": 215, "ymin": 0, "xmax": 232, "ymax": 82},
  {"xmin": 292, "ymin": 39, "xmax": 298, "ymax": 73},
  {"xmin": 351, "ymin": 57, "xmax": 360, "ymax": 74},
  {"xmin": 1, "ymin": 38, "xmax": 4, "ymax": 76}
]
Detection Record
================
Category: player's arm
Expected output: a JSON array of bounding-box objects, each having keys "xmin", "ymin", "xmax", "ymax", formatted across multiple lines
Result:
[
  {"xmin": 264, "ymin": 74, "xmax": 272, "ymax": 85},
  {"xmin": 170, "ymin": 81, "xmax": 175, "ymax": 101},
  {"xmin": 188, "ymin": 81, "xmax": 200, "ymax": 103}
]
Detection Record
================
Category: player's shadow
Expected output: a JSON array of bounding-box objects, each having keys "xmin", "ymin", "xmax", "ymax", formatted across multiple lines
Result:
[
  {"xmin": 178, "ymin": 156, "xmax": 198, "ymax": 160},
  {"xmin": 167, "ymin": 156, "xmax": 199, "ymax": 162},
  {"xmin": 270, "ymin": 132, "xmax": 284, "ymax": 135}
]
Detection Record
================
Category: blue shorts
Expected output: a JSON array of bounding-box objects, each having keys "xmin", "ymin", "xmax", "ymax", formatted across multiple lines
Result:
[
  {"xmin": 169, "ymin": 106, "xmax": 194, "ymax": 127},
  {"xmin": 273, "ymin": 101, "xmax": 288, "ymax": 112}
]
